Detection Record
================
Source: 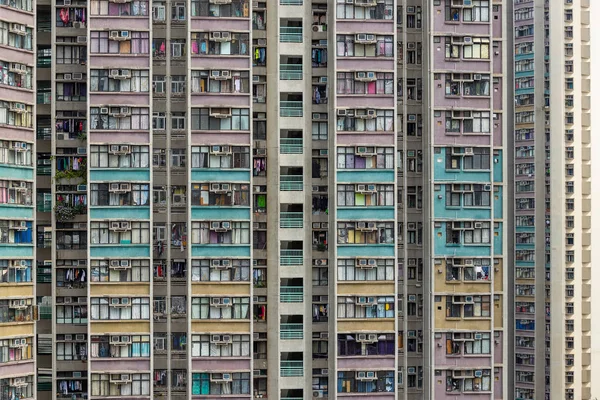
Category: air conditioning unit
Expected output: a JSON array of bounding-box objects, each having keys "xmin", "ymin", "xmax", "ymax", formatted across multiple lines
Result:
[
  {"xmin": 337, "ymin": 109, "xmax": 347, "ymax": 116},
  {"xmin": 9, "ymin": 24, "xmax": 26, "ymax": 35},
  {"xmin": 355, "ymin": 147, "xmax": 374, "ymax": 156},
  {"xmin": 312, "ymin": 25, "xmax": 325, "ymax": 33},
  {"xmin": 210, "ymin": 373, "xmax": 232, "ymax": 382},
  {"xmin": 483, "ymin": 184, "xmax": 492, "ymax": 191},
  {"xmin": 354, "ymin": 71, "xmax": 368, "ymax": 81},
  {"xmin": 116, "ymin": 70, "xmax": 131, "ymax": 79},
  {"xmin": 173, "ymin": 194, "xmax": 185, "ymax": 204},
  {"xmin": 110, "ymin": 374, "xmax": 132, "ymax": 384},
  {"xmin": 9, "ymin": 378, "xmax": 27, "ymax": 387},
  {"xmin": 356, "ymin": 296, "xmax": 376, "ymax": 306},
  {"xmin": 63, "ymin": 73, "xmax": 72, "ymax": 80},
  {"xmin": 354, "ymin": 0, "xmax": 376, "ymax": 7},
  {"xmin": 10, "ymin": 103, "xmax": 26, "ymax": 113},
  {"xmin": 464, "ymin": 147, "xmax": 474, "ymax": 155},
  {"xmin": 73, "ymin": 22, "xmax": 84, "ymax": 29},
  {"xmin": 10, "ymin": 299, "xmax": 27, "ymax": 309},
  {"xmin": 210, "ymin": 108, "xmax": 232, "ymax": 118},
  {"xmin": 313, "ymin": 390, "xmax": 325, "ymax": 398},
  {"xmin": 464, "ymin": 295, "xmax": 474, "ymax": 303},
  {"xmin": 210, "ymin": 0, "xmax": 232, "ymax": 4},
  {"xmin": 16, "ymin": 260, "xmax": 29, "ymax": 269},
  {"xmin": 77, "ymin": 35, "xmax": 87, "ymax": 43},
  {"xmin": 9, "ymin": 63, "xmax": 26, "ymax": 75}
]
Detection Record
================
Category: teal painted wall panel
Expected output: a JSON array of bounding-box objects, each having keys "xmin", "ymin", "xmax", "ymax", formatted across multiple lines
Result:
[
  {"xmin": 0, "ymin": 205, "xmax": 34, "ymax": 219},
  {"xmin": 336, "ymin": 170, "xmax": 394, "ymax": 183},
  {"xmin": 494, "ymin": 224, "xmax": 503, "ymax": 256},
  {"xmin": 516, "ymin": 226, "xmax": 534, "ymax": 232},
  {"xmin": 433, "ymin": 149, "xmax": 491, "ymax": 182},
  {"xmin": 192, "ymin": 245, "xmax": 251, "ymax": 257},
  {"xmin": 494, "ymin": 186, "xmax": 503, "ymax": 219},
  {"xmin": 0, "ymin": 244, "xmax": 34, "ymax": 257},
  {"xmin": 493, "ymin": 151, "xmax": 503, "ymax": 182},
  {"xmin": 191, "ymin": 207, "xmax": 251, "ymax": 220},
  {"xmin": 432, "ymin": 189, "xmax": 491, "ymax": 220},
  {"xmin": 191, "ymin": 170, "xmax": 250, "ymax": 182},
  {"xmin": 90, "ymin": 245, "xmax": 150, "ymax": 258},
  {"xmin": 337, "ymin": 207, "xmax": 394, "ymax": 221},
  {"xmin": 0, "ymin": 165, "xmax": 34, "ymax": 181},
  {"xmin": 336, "ymin": 245, "xmax": 395, "ymax": 258},
  {"xmin": 90, "ymin": 169, "xmax": 150, "ymax": 182},
  {"xmin": 90, "ymin": 207, "xmax": 150, "ymax": 220},
  {"xmin": 433, "ymin": 225, "xmax": 491, "ymax": 257}
]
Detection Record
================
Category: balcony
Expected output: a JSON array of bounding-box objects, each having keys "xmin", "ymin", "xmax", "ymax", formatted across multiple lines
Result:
[
  {"xmin": 280, "ymin": 286, "xmax": 303, "ymax": 303},
  {"xmin": 280, "ymin": 175, "xmax": 303, "ymax": 191},
  {"xmin": 280, "ymin": 360, "xmax": 303, "ymax": 377},
  {"xmin": 280, "ymin": 212, "xmax": 303, "ymax": 228},
  {"xmin": 280, "ymin": 0, "xmax": 302, "ymax": 4},
  {"xmin": 280, "ymin": 27, "xmax": 303, "ymax": 43},
  {"xmin": 280, "ymin": 64, "xmax": 302, "ymax": 80},
  {"xmin": 280, "ymin": 101, "xmax": 303, "ymax": 117},
  {"xmin": 280, "ymin": 323, "xmax": 303, "ymax": 339},
  {"xmin": 280, "ymin": 249, "xmax": 303, "ymax": 266},
  {"xmin": 280, "ymin": 138, "xmax": 303, "ymax": 154}
]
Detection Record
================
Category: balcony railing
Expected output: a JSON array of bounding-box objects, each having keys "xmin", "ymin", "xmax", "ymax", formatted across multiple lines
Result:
[
  {"xmin": 37, "ymin": 92, "xmax": 51, "ymax": 104},
  {"xmin": 280, "ymin": 323, "xmax": 303, "ymax": 339},
  {"xmin": 280, "ymin": 286, "xmax": 303, "ymax": 303},
  {"xmin": 280, "ymin": 27, "xmax": 303, "ymax": 43},
  {"xmin": 280, "ymin": 0, "xmax": 302, "ymax": 4},
  {"xmin": 280, "ymin": 360, "xmax": 303, "ymax": 377},
  {"xmin": 280, "ymin": 138, "xmax": 303, "ymax": 154},
  {"xmin": 280, "ymin": 101, "xmax": 303, "ymax": 117},
  {"xmin": 280, "ymin": 64, "xmax": 303, "ymax": 80},
  {"xmin": 280, "ymin": 212, "xmax": 303, "ymax": 228},
  {"xmin": 280, "ymin": 249, "xmax": 303, "ymax": 265},
  {"xmin": 280, "ymin": 175, "xmax": 303, "ymax": 191}
]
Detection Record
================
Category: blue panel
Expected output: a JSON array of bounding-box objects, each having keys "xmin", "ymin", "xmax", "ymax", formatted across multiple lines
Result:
[
  {"xmin": 336, "ymin": 245, "xmax": 395, "ymax": 258},
  {"xmin": 493, "ymin": 151, "xmax": 503, "ymax": 182},
  {"xmin": 0, "ymin": 165, "xmax": 34, "ymax": 181},
  {"xmin": 514, "ymin": 53, "xmax": 534, "ymax": 62},
  {"xmin": 516, "ymin": 226, "xmax": 534, "ymax": 233},
  {"xmin": 516, "ymin": 260, "xmax": 535, "ymax": 266},
  {"xmin": 433, "ymin": 149, "xmax": 491, "ymax": 182},
  {"xmin": 192, "ymin": 245, "xmax": 251, "ymax": 257},
  {"xmin": 336, "ymin": 170, "xmax": 394, "ymax": 183},
  {"xmin": 0, "ymin": 205, "xmax": 34, "ymax": 219},
  {"xmin": 515, "ymin": 70, "xmax": 534, "ymax": 78},
  {"xmin": 90, "ymin": 169, "xmax": 150, "ymax": 182},
  {"xmin": 494, "ymin": 186, "xmax": 503, "ymax": 219},
  {"xmin": 337, "ymin": 207, "xmax": 395, "ymax": 221},
  {"xmin": 0, "ymin": 244, "xmax": 34, "ymax": 257},
  {"xmin": 516, "ymin": 243, "xmax": 535, "ymax": 249},
  {"xmin": 191, "ymin": 207, "xmax": 251, "ymax": 220},
  {"xmin": 90, "ymin": 207, "xmax": 150, "ymax": 220},
  {"xmin": 191, "ymin": 170, "xmax": 251, "ymax": 182},
  {"xmin": 515, "ymin": 88, "xmax": 534, "ymax": 95},
  {"xmin": 494, "ymin": 224, "xmax": 503, "ymax": 256},
  {"xmin": 90, "ymin": 245, "xmax": 150, "ymax": 258}
]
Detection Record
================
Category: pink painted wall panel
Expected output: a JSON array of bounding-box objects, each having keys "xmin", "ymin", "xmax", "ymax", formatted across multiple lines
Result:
[
  {"xmin": 191, "ymin": 94, "xmax": 250, "ymax": 107},
  {"xmin": 191, "ymin": 18, "xmax": 250, "ymax": 31},
  {"xmin": 336, "ymin": 133, "xmax": 394, "ymax": 146},
  {"xmin": 191, "ymin": 358, "xmax": 251, "ymax": 371},
  {"xmin": 493, "ymin": 116, "xmax": 503, "ymax": 147},
  {"xmin": 0, "ymin": 7, "xmax": 34, "ymax": 26},
  {"xmin": 191, "ymin": 133, "xmax": 250, "ymax": 146},
  {"xmin": 90, "ymin": 359, "xmax": 150, "ymax": 371},
  {"xmin": 191, "ymin": 57, "xmax": 249, "ymax": 70},
  {"xmin": 0, "ymin": 126, "xmax": 34, "ymax": 142},
  {"xmin": 89, "ymin": 17, "xmax": 149, "ymax": 30},
  {"xmin": 0, "ymin": 361, "xmax": 34, "ymax": 377},
  {"xmin": 337, "ymin": 357, "xmax": 394, "ymax": 369},
  {"xmin": 335, "ymin": 20, "xmax": 394, "ymax": 35},
  {"xmin": 0, "ymin": 87, "xmax": 34, "ymax": 104},
  {"xmin": 336, "ymin": 59, "xmax": 394, "ymax": 72},
  {"xmin": 90, "ymin": 132, "xmax": 150, "ymax": 144},
  {"xmin": 433, "ymin": 55, "xmax": 490, "ymax": 73},
  {"xmin": 493, "ymin": 79, "xmax": 503, "ymax": 110},
  {"xmin": 90, "ymin": 55, "xmax": 149, "ymax": 69},
  {"xmin": 90, "ymin": 93, "xmax": 149, "ymax": 107},
  {"xmin": 1, "ymin": 47, "xmax": 34, "ymax": 65},
  {"xmin": 336, "ymin": 96, "xmax": 394, "ymax": 109}
]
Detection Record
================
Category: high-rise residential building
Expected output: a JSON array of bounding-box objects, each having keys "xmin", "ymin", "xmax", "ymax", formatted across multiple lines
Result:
[{"xmin": 0, "ymin": 0, "xmax": 592, "ymax": 399}]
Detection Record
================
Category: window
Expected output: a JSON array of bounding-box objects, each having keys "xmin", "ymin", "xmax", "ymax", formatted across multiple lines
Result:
[
  {"xmin": 0, "ymin": 298, "xmax": 33, "ymax": 323},
  {"xmin": 90, "ymin": 259, "xmax": 150, "ymax": 282},
  {"xmin": 0, "ymin": 102, "xmax": 34, "ymax": 129},
  {"xmin": 337, "ymin": 296, "xmax": 395, "ymax": 319},
  {"xmin": 190, "ymin": 183, "xmax": 249, "ymax": 206},
  {"xmin": 0, "ymin": 337, "xmax": 33, "ymax": 363},
  {"xmin": 444, "ymin": 36, "xmax": 489, "ymax": 59},
  {"xmin": 336, "ymin": 109, "xmax": 394, "ymax": 132},
  {"xmin": 0, "ymin": 180, "xmax": 32, "ymax": 206},
  {"xmin": 90, "ymin": 107, "xmax": 149, "ymax": 130},
  {"xmin": 153, "ymin": 112, "xmax": 166, "ymax": 130},
  {"xmin": 90, "ymin": 69, "xmax": 149, "ymax": 92},
  {"xmin": 191, "ymin": 70, "xmax": 250, "ymax": 93},
  {"xmin": 336, "ymin": 147, "xmax": 394, "ymax": 170},
  {"xmin": 0, "ymin": 22, "xmax": 33, "ymax": 50},
  {"xmin": 336, "ymin": 184, "xmax": 394, "ymax": 207},
  {"xmin": 337, "ymin": 259, "xmax": 394, "ymax": 281},
  {"xmin": 336, "ymin": 35, "xmax": 393, "ymax": 57},
  {"xmin": 336, "ymin": 72, "xmax": 394, "ymax": 95},
  {"xmin": 191, "ymin": 0, "xmax": 249, "ymax": 17},
  {"xmin": 445, "ymin": 0, "xmax": 489, "ymax": 22},
  {"xmin": 445, "ymin": 369, "xmax": 491, "ymax": 392},
  {"xmin": 191, "ymin": 297, "xmax": 250, "ymax": 319},
  {"xmin": 89, "ymin": 335, "xmax": 150, "ymax": 358},
  {"xmin": 191, "ymin": 372, "xmax": 250, "ymax": 395},
  {"xmin": 446, "ymin": 221, "xmax": 491, "ymax": 245},
  {"xmin": 190, "ymin": 259, "xmax": 250, "ymax": 282},
  {"xmin": 0, "ymin": 61, "xmax": 33, "ymax": 90},
  {"xmin": 0, "ymin": 260, "xmax": 32, "ymax": 283},
  {"xmin": 1, "ymin": 0, "xmax": 32, "ymax": 11},
  {"xmin": 90, "ymin": 373, "xmax": 150, "ymax": 396},
  {"xmin": 90, "ymin": 31, "xmax": 149, "ymax": 54},
  {"xmin": 312, "ymin": 121, "xmax": 328, "ymax": 141},
  {"xmin": 90, "ymin": 183, "xmax": 149, "ymax": 206},
  {"xmin": 445, "ymin": 332, "xmax": 491, "ymax": 355},
  {"xmin": 89, "ymin": 221, "xmax": 150, "ymax": 244},
  {"xmin": 337, "ymin": 370, "xmax": 395, "ymax": 393},
  {"xmin": 445, "ymin": 184, "xmax": 491, "ymax": 207},
  {"xmin": 0, "ymin": 220, "xmax": 33, "ymax": 244},
  {"xmin": 0, "ymin": 376, "xmax": 34, "ymax": 400},
  {"xmin": 190, "ymin": 221, "xmax": 250, "ymax": 244},
  {"xmin": 335, "ymin": 0, "xmax": 394, "ymax": 20},
  {"xmin": 446, "ymin": 295, "xmax": 490, "ymax": 318},
  {"xmin": 445, "ymin": 73, "xmax": 490, "ymax": 96},
  {"xmin": 90, "ymin": 0, "xmax": 149, "ymax": 15},
  {"xmin": 90, "ymin": 297, "xmax": 150, "ymax": 320},
  {"xmin": 191, "ymin": 108, "xmax": 249, "ymax": 131},
  {"xmin": 90, "ymin": 145, "xmax": 149, "ymax": 168},
  {"xmin": 190, "ymin": 32, "xmax": 249, "ymax": 55},
  {"xmin": 190, "ymin": 146, "xmax": 250, "ymax": 169},
  {"xmin": 191, "ymin": 334, "xmax": 250, "ymax": 357},
  {"xmin": 337, "ymin": 222, "xmax": 394, "ymax": 244},
  {"xmin": 445, "ymin": 258, "xmax": 491, "ymax": 281}
]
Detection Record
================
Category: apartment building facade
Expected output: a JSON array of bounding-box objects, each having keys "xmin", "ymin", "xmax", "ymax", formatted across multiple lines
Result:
[{"xmin": 0, "ymin": 0, "xmax": 592, "ymax": 399}]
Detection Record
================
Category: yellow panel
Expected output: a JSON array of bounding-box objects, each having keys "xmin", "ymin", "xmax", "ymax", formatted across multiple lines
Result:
[
  {"xmin": 494, "ymin": 296, "xmax": 503, "ymax": 329},
  {"xmin": 493, "ymin": 260, "xmax": 503, "ymax": 292},
  {"xmin": 90, "ymin": 321, "xmax": 150, "ymax": 334},
  {"xmin": 191, "ymin": 321, "xmax": 250, "ymax": 333},
  {"xmin": 337, "ymin": 320, "xmax": 394, "ymax": 332},
  {"xmin": 0, "ymin": 285, "xmax": 34, "ymax": 298},
  {"xmin": 191, "ymin": 283, "xmax": 250, "ymax": 296},
  {"xmin": 0, "ymin": 323, "xmax": 34, "ymax": 337},
  {"xmin": 337, "ymin": 283, "xmax": 395, "ymax": 296},
  {"xmin": 89, "ymin": 283, "xmax": 150, "ymax": 296}
]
